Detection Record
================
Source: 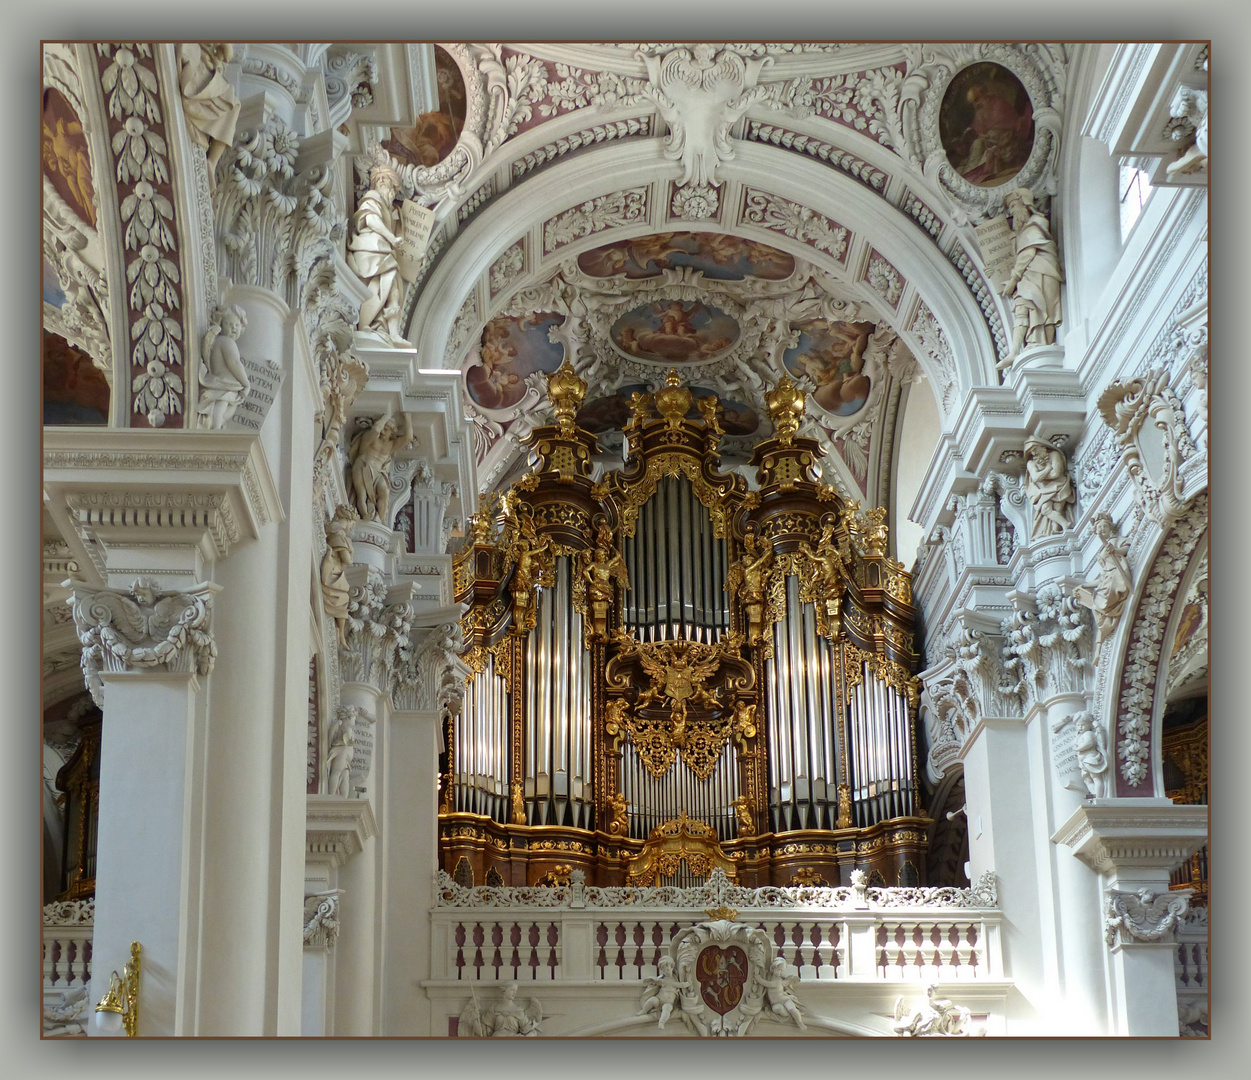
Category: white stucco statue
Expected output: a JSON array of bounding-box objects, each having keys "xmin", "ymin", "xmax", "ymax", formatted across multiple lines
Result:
[
  {"xmin": 348, "ymin": 411, "xmax": 415, "ymax": 523},
  {"xmin": 197, "ymin": 304, "xmax": 251, "ymax": 429},
  {"xmin": 998, "ymin": 187, "xmax": 1062, "ymax": 366},
  {"xmin": 640, "ymin": 955, "xmax": 687, "ymax": 1029},
  {"xmin": 759, "ymin": 957, "xmax": 806, "ymax": 1030},
  {"xmin": 347, "ymin": 162, "xmax": 410, "ymax": 344},
  {"xmin": 1023, "ymin": 437, "xmax": 1074, "ymax": 539},
  {"xmin": 320, "ymin": 505, "xmax": 356, "ymax": 646},
  {"xmin": 1072, "ymin": 712, "xmax": 1109, "ymax": 799},
  {"xmin": 459, "ymin": 983, "xmax": 543, "ymax": 1037},
  {"xmin": 324, "ymin": 715, "xmax": 356, "ymax": 797},
  {"xmin": 892, "ymin": 983, "xmax": 976, "ymax": 1037},
  {"xmin": 178, "ymin": 43, "xmax": 241, "ymax": 185},
  {"xmin": 1073, "ymin": 512, "xmax": 1131, "ymax": 662}
]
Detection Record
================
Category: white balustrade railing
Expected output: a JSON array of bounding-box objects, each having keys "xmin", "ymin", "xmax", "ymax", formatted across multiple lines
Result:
[
  {"xmin": 1175, "ymin": 907, "xmax": 1208, "ymax": 1036},
  {"xmin": 42, "ymin": 900, "xmax": 94, "ymax": 1037},
  {"xmin": 430, "ymin": 870, "xmax": 1002, "ymax": 985}
]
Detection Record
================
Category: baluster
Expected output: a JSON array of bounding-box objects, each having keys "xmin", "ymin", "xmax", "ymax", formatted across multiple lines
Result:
[
  {"xmin": 491, "ymin": 921, "xmax": 504, "ymax": 979},
  {"xmin": 547, "ymin": 923, "xmax": 560, "ymax": 979},
  {"xmin": 510, "ymin": 922, "xmax": 522, "ymax": 980},
  {"xmin": 42, "ymin": 936, "xmax": 57, "ymax": 987},
  {"xmin": 595, "ymin": 922, "xmax": 608, "ymax": 980},
  {"xmin": 528, "ymin": 922, "xmax": 540, "ymax": 980}
]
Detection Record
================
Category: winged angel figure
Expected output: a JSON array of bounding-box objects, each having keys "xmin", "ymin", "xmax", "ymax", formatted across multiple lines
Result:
[{"xmin": 74, "ymin": 581, "xmax": 216, "ymax": 703}]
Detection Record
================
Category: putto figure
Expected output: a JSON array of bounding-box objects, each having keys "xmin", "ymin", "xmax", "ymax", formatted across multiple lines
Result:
[
  {"xmin": 348, "ymin": 162, "xmax": 411, "ymax": 344},
  {"xmin": 197, "ymin": 304, "xmax": 251, "ymax": 430},
  {"xmin": 998, "ymin": 187, "xmax": 1063, "ymax": 366}
]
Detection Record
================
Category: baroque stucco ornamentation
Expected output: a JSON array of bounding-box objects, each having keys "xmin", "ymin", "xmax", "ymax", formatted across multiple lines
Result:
[
  {"xmin": 1072, "ymin": 513, "xmax": 1132, "ymax": 664},
  {"xmin": 94, "ymin": 43, "xmax": 188, "ymax": 426},
  {"xmin": 214, "ymin": 116, "xmax": 345, "ymax": 306},
  {"xmin": 348, "ymin": 159, "xmax": 410, "ymax": 345},
  {"xmin": 637, "ymin": 44, "xmax": 772, "ymax": 188},
  {"xmin": 302, "ymin": 891, "xmax": 341, "ymax": 948},
  {"xmin": 1164, "ymin": 85, "xmax": 1207, "ymax": 180},
  {"xmin": 69, "ymin": 580, "xmax": 218, "ymax": 706},
  {"xmin": 543, "ymin": 187, "xmax": 650, "ymax": 254},
  {"xmin": 458, "ymin": 983, "xmax": 544, "ymax": 1037},
  {"xmin": 347, "ymin": 413, "xmax": 416, "ymax": 524},
  {"xmin": 1113, "ymin": 495, "xmax": 1207, "ymax": 788},
  {"xmin": 196, "ymin": 304, "xmax": 250, "ymax": 429},
  {"xmin": 1023, "ymin": 437, "xmax": 1075, "ymax": 538},
  {"xmin": 43, "ymin": 184, "xmax": 112, "ymax": 377},
  {"xmin": 892, "ymin": 984, "xmax": 982, "ymax": 1036},
  {"xmin": 740, "ymin": 189, "xmax": 848, "ymax": 260},
  {"xmin": 1097, "ymin": 367, "xmax": 1197, "ymax": 527},
  {"xmin": 997, "ymin": 188, "xmax": 1062, "ymax": 366},
  {"xmin": 1104, "ymin": 887, "xmax": 1191, "ymax": 948}
]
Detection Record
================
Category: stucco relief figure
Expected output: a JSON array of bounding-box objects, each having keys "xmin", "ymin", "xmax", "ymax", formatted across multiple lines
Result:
[
  {"xmin": 1073, "ymin": 513, "xmax": 1131, "ymax": 662},
  {"xmin": 641, "ymin": 955, "xmax": 687, "ymax": 1029},
  {"xmin": 196, "ymin": 304, "xmax": 251, "ymax": 429},
  {"xmin": 324, "ymin": 716, "xmax": 356, "ymax": 797},
  {"xmin": 460, "ymin": 983, "xmax": 542, "ymax": 1037},
  {"xmin": 321, "ymin": 505, "xmax": 356, "ymax": 646},
  {"xmin": 892, "ymin": 983, "xmax": 974, "ymax": 1036},
  {"xmin": 178, "ymin": 43, "xmax": 241, "ymax": 185},
  {"xmin": 1023, "ymin": 437, "xmax": 1074, "ymax": 539},
  {"xmin": 348, "ymin": 411, "xmax": 415, "ymax": 523},
  {"xmin": 998, "ymin": 188, "xmax": 1062, "ymax": 366},
  {"xmin": 347, "ymin": 163, "xmax": 410, "ymax": 344},
  {"xmin": 1072, "ymin": 712, "xmax": 1109, "ymax": 799}
]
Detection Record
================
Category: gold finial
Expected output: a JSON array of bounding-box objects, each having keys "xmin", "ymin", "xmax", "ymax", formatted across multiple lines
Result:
[
  {"xmin": 654, "ymin": 369, "xmax": 693, "ymax": 428},
  {"xmin": 704, "ymin": 905, "xmax": 739, "ymax": 922},
  {"xmin": 765, "ymin": 374, "xmax": 805, "ymax": 444},
  {"xmin": 546, "ymin": 359, "xmax": 587, "ymax": 434}
]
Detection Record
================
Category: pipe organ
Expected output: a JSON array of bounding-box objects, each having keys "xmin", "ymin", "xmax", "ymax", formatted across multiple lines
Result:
[{"xmin": 445, "ymin": 364, "xmax": 926, "ymax": 887}]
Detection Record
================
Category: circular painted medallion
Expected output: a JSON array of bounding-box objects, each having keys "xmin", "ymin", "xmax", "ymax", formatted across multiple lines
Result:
[{"xmin": 939, "ymin": 62, "xmax": 1035, "ymax": 188}]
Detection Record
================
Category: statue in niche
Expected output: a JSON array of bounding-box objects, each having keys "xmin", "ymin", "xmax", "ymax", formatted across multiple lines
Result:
[
  {"xmin": 731, "ymin": 794, "xmax": 755, "ymax": 837},
  {"xmin": 607, "ymin": 790, "xmax": 629, "ymax": 835},
  {"xmin": 178, "ymin": 43, "xmax": 241, "ymax": 186},
  {"xmin": 1072, "ymin": 712, "xmax": 1109, "ymax": 799},
  {"xmin": 583, "ymin": 524, "xmax": 629, "ymax": 640},
  {"xmin": 348, "ymin": 411, "xmax": 415, "ymax": 523},
  {"xmin": 324, "ymin": 714, "xmax": 356, "ymax": 797},
  {"xmin": 1073, "ymin": 512, "xmax": 1131, "ymax": 663},
  {"xmin": 640, "ymin": 955, "xmax": 688, "ymax": 1029},
  {"xmin": 727, "ymin": 530, "xmax": 773, "ymax": 645},
  {"xmin": 321, "ymin": 505, "xmax": 356, "ymax": 646},
  {"xmin": 197, "ymin": 305, "xmax": 251, "ymax": 429},
  {"xmin": 1023, "ymin": 437, "xmax": 1074, "ymax": 539},
  {"xmin": 997, "ymin": 187, "xmax": 1063, "ymax": 366},
  {"xmin": 347, "ymin": 162, "xmax": 410, "ymax": 344},
  {"xmin": 892, "ymin": 983, "xmax": 976, "ymax": 1037}
]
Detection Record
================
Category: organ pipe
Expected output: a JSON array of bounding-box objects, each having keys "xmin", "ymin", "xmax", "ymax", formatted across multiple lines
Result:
[{"xmin": 447, "ymin": 365, "xmax": 923, "ymax": 887}]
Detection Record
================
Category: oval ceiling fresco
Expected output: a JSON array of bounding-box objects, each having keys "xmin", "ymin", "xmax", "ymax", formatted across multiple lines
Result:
[
  {"xmin": 578, "ymin": 231, "xmax": 795, "ymax": 280},
  {"xmin": 781, "ymin": 320, "xmax": 875, "ymax": 417},
  {"xmin": 465, "ymin": 312, "xmax": 565, "ymax": 411},
  {"xmin": 939, "ymin": 62, "xmax": 1035, "ymax": 188},
  {"xmin": 382, "ymin": 46, "xmax": 466, "ymax": 168},
  {"xmin": 42, "ymin": 87, "xmax": 95, "ymax": 226},
  {"xmin": 610, "ymin": 299, "xmax": 740, "ymax": 364}
]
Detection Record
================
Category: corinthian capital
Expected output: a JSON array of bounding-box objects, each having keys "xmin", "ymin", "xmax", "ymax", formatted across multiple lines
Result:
[
  {"xmin": 1104, "ymin": 887, "xmax": 1191, "ymax": 948},
  {"xmin": 69, "ymin": 579, "xmax": 218, "ymax": 706}
]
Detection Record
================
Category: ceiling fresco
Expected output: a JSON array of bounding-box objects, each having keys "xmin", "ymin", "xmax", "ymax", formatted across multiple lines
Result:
[
  {"xmin": 610, "ymin": 299, "xmax": 740, "ymax": 364},
  {"xmin": 577, "ymin": 232, "xmax": 795, "ymax": 281},
  {"xmin": 465, "ymin": 313, "xmax": 566, "ymax": 411}
]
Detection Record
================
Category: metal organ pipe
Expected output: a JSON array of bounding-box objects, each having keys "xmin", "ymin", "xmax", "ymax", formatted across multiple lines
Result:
[{"xmin": 453, "ymin": 654, "xmax": 510, "ymax": 822}]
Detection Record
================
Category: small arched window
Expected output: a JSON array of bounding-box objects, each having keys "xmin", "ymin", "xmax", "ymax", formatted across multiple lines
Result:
[{"xmin": 1119, "ymin": 161, "xmax": 1154, "ymax": 241}]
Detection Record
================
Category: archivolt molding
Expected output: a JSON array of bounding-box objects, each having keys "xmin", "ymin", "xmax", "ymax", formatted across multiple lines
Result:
[
  {"xmin": 410, "ymin": 140, "xmax": 998, "ymax": 415},
  {"xmin": 1109, "ymin": 493, "xmax": 1207, "ymax": 794}
]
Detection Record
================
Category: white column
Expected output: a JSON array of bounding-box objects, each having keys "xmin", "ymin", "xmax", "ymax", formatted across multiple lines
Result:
[
  {"xmin": 959, "ymin": 715, "xmax": 1053, "ymax": 1032},
  {"xmin": 88, "ymin": 668, "xmax": 206, "ymax": 1035},
  {"xmin": 1054, "ymin": 799, "xmax": 1207, "ymax": 1036},
  {"xmin": 194, "ymin": 284, "xmax": 315, "ymax": 1035},
  {"xmin": 379, "ymin": 708, "xmax": 442, "ymax": 1035}
]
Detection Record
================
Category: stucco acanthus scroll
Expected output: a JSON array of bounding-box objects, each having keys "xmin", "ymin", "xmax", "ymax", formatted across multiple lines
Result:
[
  {"xmin": 636, "ymin": 44, "xmax": 773, "ymax": 189},
  {"xmin": 69, "ymin": 579, "xmax": 218, "ymax": 706},
  {"xmin": 1164, "ymin": 85, "xmax": 1207, "ymax": 181},
  {"xmin": 302, "ymin": 891, "xmax": 342, "ymax": 948},
  {"xmin": 321, "ymin": 47, "xmax": 378, "ymax": 127},
  {"xmin": 1104, "ymin": 887, "xmax": 1191, "ymax": 948},
  {"xmin": 543, "ymin": 187, "xmax": 649, "ymax": 254}
]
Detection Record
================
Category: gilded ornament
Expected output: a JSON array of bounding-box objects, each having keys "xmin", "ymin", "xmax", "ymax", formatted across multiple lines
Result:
[
  {"xmin": 765, "ymin": 374, "xmax": 806, "ymax": 444},
  {"xmin": 731, "ymin": 794, "xmax": 756, "ymax": 837},
  {"xmin": 607, "ymin": 790, "xmax": 629, "ymax": 835},
  {"xmin": 545, "ymin": 359, "xmax": 587, "ymax": 435},
  {"xmin": 797, "ymin": 521, "xmax": 846, "ymax": 639},
  {"xmin": 654, "ymin": 369, "xmax": 694, "ymax": 429},
  {"xmin": 510, "ymin": 780, "xmax": 526, "ymax": 825},
  {"xmin": 726, "ymin": 531, "xmax": 774, "ymax": 645},
  {"xmin": 583, "ymin": 524, "xmax": 629, "ymax": 641}
]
